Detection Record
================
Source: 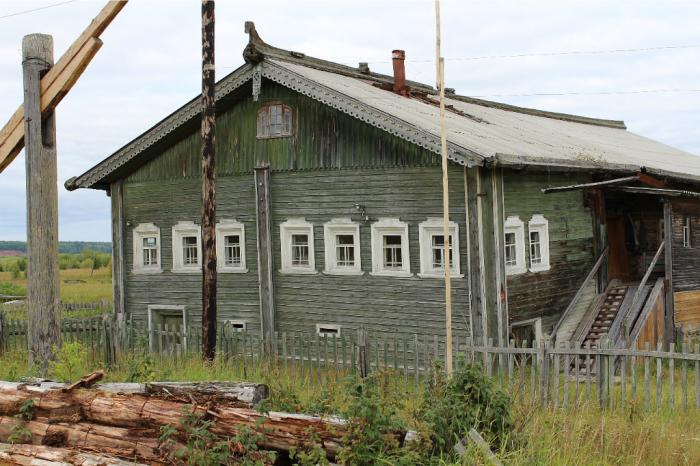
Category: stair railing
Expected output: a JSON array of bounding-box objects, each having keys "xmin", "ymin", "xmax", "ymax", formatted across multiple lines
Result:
[{"xmin": 551, "ymin": 246, "xmax": 609, "ymax": 342}]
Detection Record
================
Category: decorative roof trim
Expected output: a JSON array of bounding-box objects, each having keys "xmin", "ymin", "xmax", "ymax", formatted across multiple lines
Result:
[
  {"xmin": 261, "ymin": 60, "xmax": 481, "ymax": 167},
  {"xmin": 66, "ymin": 64, "xmax": 255, "ymax": 191}
]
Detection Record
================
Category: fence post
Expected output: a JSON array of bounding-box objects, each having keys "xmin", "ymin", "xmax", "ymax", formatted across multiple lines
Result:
[
  {"xmin": 0, "ymin": 309, "xmax": 4, "ymax": 355},
  {"xmin": 599, "ymin": 334, "xmax": 609, "ymax": 409},
  {"xmin": 537, "ymin": 338, "xmax": 547, "ymax": 407},
  {"xmin": 357, "ymin": 327, "xmax": 369, "ymax": 379}
]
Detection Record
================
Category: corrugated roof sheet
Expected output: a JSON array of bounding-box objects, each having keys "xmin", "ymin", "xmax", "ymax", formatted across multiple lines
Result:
[{"xmin": 273, "ymin": 59, "xmax": 700, "ymax": 182}]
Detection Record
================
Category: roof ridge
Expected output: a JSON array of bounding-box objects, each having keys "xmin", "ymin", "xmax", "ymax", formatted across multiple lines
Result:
[{"xmin": 243, "ymin": 21, "xmax": 627, "ymax": 130}]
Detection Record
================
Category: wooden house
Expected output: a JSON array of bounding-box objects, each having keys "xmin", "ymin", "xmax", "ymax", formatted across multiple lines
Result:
[{"xmin": 67, "ymin": 23, "xmax": 700, "ymax": 349}]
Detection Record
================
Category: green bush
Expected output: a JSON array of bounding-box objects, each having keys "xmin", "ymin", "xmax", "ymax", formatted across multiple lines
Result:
[
  {"xmin": 419, "ymin": 360, "xmax": 515, "ymax": 456},
  {"xmin": 0, "ymin": 281, "xmax": 25, "ymax": 296},
  {"xmin": 49, "ymin": 341, "xmax": 89, "ymax": 382}
]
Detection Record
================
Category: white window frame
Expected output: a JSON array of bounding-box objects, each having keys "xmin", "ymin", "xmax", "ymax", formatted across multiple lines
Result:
[
  {"xmin": 528, "ymin": 214, "xmax": 551, "ymax": 272},
  {"xmin": 418, "ymin": 218, "xmax": 463, "ymax": 278},
  {"xmin": 683, "ymin": 216, "xmax": 692, "ymax": 248},
  {"xmin": 316, "ymin": 323, "xmax": 341, "ymax": 337},
  {"xmin": 223, "ymin": 319, "xmax": 247, "ymax": 333},
  {"xmin": 510, "ymin": 317, "xmax": 543, "ymax": 342},
  {"xmin": 504, "ymin": 216, "xmax": 526, "ymax": 275},
  {"xmin": 172, "ymin": 221, "xmax": 201, "ymax": 273},
  {"xmin": 370, "ymin": 218, "xmax": 411, "ymax": 277},
  {"xmin": 323, "ymin": 218, "xmax": 362, "ymax": 275},
  {"xmin": 147, "ymin": 304, "xmax": 187, "ymax": 351},
  {"xmin": 280, "ymin": 218, "xmax": 316, "ymax": 274},
  {"xmin": 132, "ymin": 223, "xmax": 162, "ymax": 274},
  {"xmin": 216, "ymin": 219, "xmax": 247, "ymax": 273}
]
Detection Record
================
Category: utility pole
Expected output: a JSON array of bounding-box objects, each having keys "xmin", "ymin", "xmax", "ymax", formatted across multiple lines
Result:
[
  {"xmin": 201, "ymin": 0, "xmax": 217, "ymax": 362},
  {"xmin": 23, "ymin": 34, "xmax": 61, "ymax": 375},
  {"xmin": 436, "ymin": 0, "xmax": 453, "ymax": 375}
]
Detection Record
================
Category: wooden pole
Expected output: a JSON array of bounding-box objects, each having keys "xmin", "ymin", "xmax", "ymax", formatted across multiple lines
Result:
[
  {"xmin": 22, "ymin": 34, "xmax": 61, "ymax": 375},
  {"xmin": 201, "ymin": 0, "xmax": 217, "ymax": 362},
  {"xmin": 663, "ymin": 199, "xmax": 675, "ymax": 349},
  {"xmin": 436, "ymin": 0, "xmax": 453, "ymax": 375}
]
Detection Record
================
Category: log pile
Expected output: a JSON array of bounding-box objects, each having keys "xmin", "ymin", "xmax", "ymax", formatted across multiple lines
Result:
[{"xmin": 0, "ymin": 375, "xmax": 351, "ymax": 464}]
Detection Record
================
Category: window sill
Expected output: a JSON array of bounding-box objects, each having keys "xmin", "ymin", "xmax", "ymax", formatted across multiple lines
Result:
[
  {"xmin": 506, "ymin": 266, "xmax": 527, "ymax": 276},
  {"xmin": 322, "ymin": 269, "xmax": 365, "ymax": 276},
  {"xmin": 132, "ymin": 267, "xmax": 162, "ymax": 275},
  {"xmin": 219, "ymin": 268, "xmax": 249, "ymax": 274},
  {"xmin": 280, "ymin": 268, "xmax": 318, "ymax": 275},
  {"xmin": 417, "ymin": 272, "xmax": 465, "ymax": 279},
  {"xmin": 370, "ymin": 270, "xmax": 413, "ymax": 278},
  {"xmin": 529, "ymin": 265, "xmax": 551, "ymax": 273}
]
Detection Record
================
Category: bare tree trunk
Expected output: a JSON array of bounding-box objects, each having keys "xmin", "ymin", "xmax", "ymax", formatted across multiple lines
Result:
[
  {"xmin": 0, "ymin": 443, "xmax": 146, "ymax": 466},
  {"xmin": 200, "ymin": 0, "xmax": 217, "ymax": 361},
  {"xmin": 22, "ymin": 34, "xmax": 60, "ymax": 375}
]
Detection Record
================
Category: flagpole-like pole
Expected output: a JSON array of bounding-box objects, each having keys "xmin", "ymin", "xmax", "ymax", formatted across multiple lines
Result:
[{"xmin": 436, "ymin": 0, "xmax": 453, "ymax": 376}]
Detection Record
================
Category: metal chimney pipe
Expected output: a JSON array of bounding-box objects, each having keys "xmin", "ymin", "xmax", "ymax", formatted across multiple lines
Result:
[{"xmin": 392, "ymin": 49, "xmax": 406, "ymax": 93}]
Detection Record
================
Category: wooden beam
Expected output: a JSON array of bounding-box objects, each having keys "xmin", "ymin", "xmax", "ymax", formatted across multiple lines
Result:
[
  {"xmin": 255, "ymin": 165, "xmax": 276, "ymax": 352},
  {"xmin": 541, "ymin": 175, "xmax": 639, "ymax": 194},
  {"xmin": 663, "ymin": 200, "xmax": 675, "ymax": 348},
  {"xmin": 636, "ymin": 172, "xmax": 666, "ymax": 189},
  {"xmin": 200, "ymin": 0, "xmax": 217, "ymax": 362},
  {"xmin": 23, "ymin": 34, "xmax": 61, "ymax": 376},
  {"xmin": 0, "ymin": 1, "xmax": 127, "ymax": 173}
]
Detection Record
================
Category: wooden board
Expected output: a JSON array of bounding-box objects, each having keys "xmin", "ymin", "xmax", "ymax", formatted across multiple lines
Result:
[
  {"xmin": 674, "ymin": 290, "xmax": 700, "ymax": 326},
  {"xmin": 0, "ymin": 1, "xmax": 127, "ymax": 173}
]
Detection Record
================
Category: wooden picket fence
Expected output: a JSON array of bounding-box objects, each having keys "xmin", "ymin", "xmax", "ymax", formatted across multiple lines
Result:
[{"xmin": 3, "ymin": 313, "xmax": 700, "ymax": 412}]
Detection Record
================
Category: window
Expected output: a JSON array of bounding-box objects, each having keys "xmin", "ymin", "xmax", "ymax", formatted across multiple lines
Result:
[
  {"xmin": 223, "ymin": 319, "xmax": 247, "ymax": 333},
  {"xmin": 418, "ymin": 218, "xmax": 462, "ymax": 278},
  {"xmin": 216, "ymin": 220, "xmax": 247, "ymax": 273},
  {"xmin": 683, "ymin": 216, "xmax": 692, "ymax": 248},
  {"xmin": 323, "ymin": 218, "xmax": 362, "ymax": 275},
  {"xmin": 257, "ymin": 103, "xmax": 293, "ymax": 138},
  {"xmin": 132, "ymin": 223, "xmax": 161, "ymax": 274},
  {"xmin": 148, "ymin": 305, "xmax": 187, "ymax": 352},
  {"xmin": 528, "ymin": 215, "xmax": 550, "ymax": 272},
  {"xmin": 280, "ymin": 218, "xmax": 316, "ymax": 274},
  {"xmin": 370, "ymin": 218, "xmax": 411, "ymax": 277},
  {"xmin": 172, "ymin": 221, "xmax": 201, "ymax": 273},
  {"xmin": 316, "ymin": 324, "xmax": 341, "ymax": 337},
  {"xmin": 504, "ymin": 216, "xmax": 526, "ymax": 275}
]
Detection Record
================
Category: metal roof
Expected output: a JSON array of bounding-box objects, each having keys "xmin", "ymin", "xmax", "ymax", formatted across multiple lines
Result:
[
  {"xmin": 66, "ymin": 21, "xmax": 700, "ymax": 190},
  {"xmin": 271, "ymin": 59, "xmax": 700, "ymax": 182}
]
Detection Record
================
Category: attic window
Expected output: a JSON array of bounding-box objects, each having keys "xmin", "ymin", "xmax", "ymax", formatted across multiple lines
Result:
[{"xmin": 257, "ymin": 103, "xmax": 292, "ymax": 138}]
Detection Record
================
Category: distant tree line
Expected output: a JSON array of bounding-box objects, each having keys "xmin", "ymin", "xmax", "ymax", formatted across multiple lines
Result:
[
  {"xmin": 0, "ymin": 241, "xmax": 111, "ymax": 254},
  {"xmin": 0, "ymin": 251, "xmax": 112, "ymax": 279}
]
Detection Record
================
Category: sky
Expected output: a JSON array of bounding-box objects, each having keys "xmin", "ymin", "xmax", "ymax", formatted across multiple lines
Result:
[{"xmin": 0, "ymin": 0, "xmax": 698, "ymax": 241}]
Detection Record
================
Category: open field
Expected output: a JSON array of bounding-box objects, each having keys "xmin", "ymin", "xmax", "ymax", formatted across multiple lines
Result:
[{"xmin": 0, "ymin": 263, "xmax": 112, "ymax": 303}]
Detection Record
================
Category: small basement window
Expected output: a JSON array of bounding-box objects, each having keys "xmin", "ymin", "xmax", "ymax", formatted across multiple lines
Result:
[
  {"xmin": 133, "ymin": 223, "xmax": 161, "ymax": 274},
  {"xmin": 504, "ymin": 216, "xmax": 526, "ymax": 275},
  {"xmin": 257, "ymin": 103, "xmax": 293, "ymax": 138},
  {"xmin": 528, "ymin": 215, "xmax": 551, "ymax": 272},
  {"xmin": 683, "ymin": 216, "xmax": 692, "ymax": 248},
  {"xmin": 172, "ymin": 221, "xmax": 201, "ymax": 273},
  {"xmin": 323, "ymin": 218, "xmax": 362, "ymax": 275},
  {"xmin": 280, "ymin": 218, "xmax": 316, "ymax": 274},
  {"xmin": 316, "ymin": 324, "xmax": 341, "ymax": 337},
  {"xmin": 418, "ymin": 218, "xmax": 462, "ymax": 278},
  {"xmin": 216, "ymin": 220, "xmax": 247, "ymax": 273},
  {"xmin": 371, "ymin": 218, "xmax": 411, "ymax": 277},
  {"xmin": 223, "ymin": 319, "xmax": 247, "ymax": 332}
]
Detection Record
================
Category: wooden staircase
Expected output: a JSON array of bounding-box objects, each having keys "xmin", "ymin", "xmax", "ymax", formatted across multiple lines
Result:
[{"xmin": 581, "ymin": 285, "xmax": 629, "ymax": 348}]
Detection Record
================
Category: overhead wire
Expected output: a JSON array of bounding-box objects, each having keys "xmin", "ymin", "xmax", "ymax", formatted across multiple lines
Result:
[{"xmin": 0, "ymin": 0, "xmax": 77, "ymax": 21}]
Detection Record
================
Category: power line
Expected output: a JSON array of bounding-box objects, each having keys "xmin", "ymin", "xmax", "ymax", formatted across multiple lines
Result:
[
  {"xmin": 332, "ymin": 44, "xmax": 700, "ymax": 64},
  {"xmin": 0, "ymin": 0, "xmax": 77, "ymax": 21},
  {"xmin": 471, "ymin": 88, "xmax": 700, "ymax": 98}
]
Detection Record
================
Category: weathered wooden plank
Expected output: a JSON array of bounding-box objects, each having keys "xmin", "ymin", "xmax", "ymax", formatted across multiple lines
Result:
[{"xmin": 0, "ymin": 0, "xmax": 126, "ymax": 172}]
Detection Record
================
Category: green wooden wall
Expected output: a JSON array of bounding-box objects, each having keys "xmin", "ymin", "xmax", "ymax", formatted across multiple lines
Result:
[
  {"xmin": 122, "ymin": 165, "xmax": 470, "ymax": 338},
  {"xmin": 269, "ymin": 166, "xmax": 470, "ymax": 337},
  {"xmin": 503, "ymin": 170, "xmax": 595, "ymax": 332},
  {"xmin": 127, "ymin": 80, "xmax": 438, "ymax": 183}
]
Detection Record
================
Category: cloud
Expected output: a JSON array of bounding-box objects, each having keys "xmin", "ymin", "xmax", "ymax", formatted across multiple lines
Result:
[{"xmin": 0, "ymin": 0, "xmax": 698, "ymax": 241}]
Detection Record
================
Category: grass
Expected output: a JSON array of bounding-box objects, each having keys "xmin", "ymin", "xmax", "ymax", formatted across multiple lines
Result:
[
  {"xmin": 0, "ymin": 265, "xmax": 112, "ymax": 303},
  {"xmin": 1, "ymin": 347, "xmax": 699, "ymax": 465}
]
